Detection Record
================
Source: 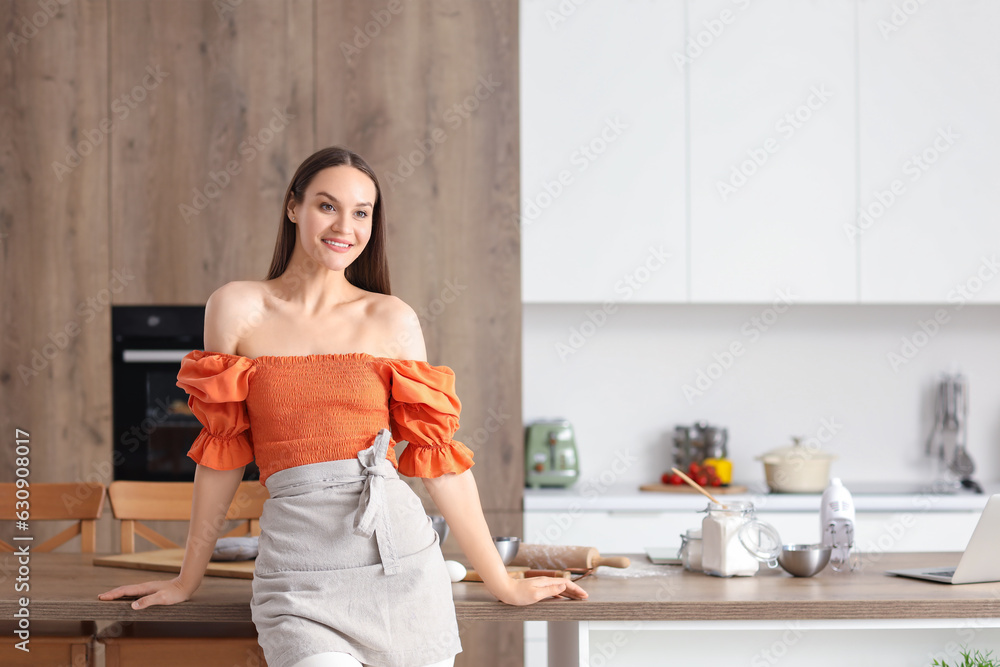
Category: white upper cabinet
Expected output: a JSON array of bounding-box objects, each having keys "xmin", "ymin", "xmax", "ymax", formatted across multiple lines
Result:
[
  {"xmin": 688, "ymin": 0, "xmax": 858, "ymax": 303},
  {"xmin": 520, "ymin": 0, "xmax": 688, "ymax": 303},
  {"xmin": 858, "ymin": 0, "xmax": 1000, "ymax": 304},
  {"xmin": 521, "ymin": 0, "xmax": 999, "ymax": 304}
]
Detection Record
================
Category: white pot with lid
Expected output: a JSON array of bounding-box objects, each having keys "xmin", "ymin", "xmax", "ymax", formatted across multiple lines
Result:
[{"xmin": 757, "ymin": 436, "xmax": 836, "ymax": 493}]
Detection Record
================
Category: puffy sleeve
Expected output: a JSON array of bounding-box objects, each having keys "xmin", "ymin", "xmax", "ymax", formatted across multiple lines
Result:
[
  {"xmin": 384, "ymin": 359, "xmax": 476, "ymax": 478},
  {"xmin": 175, "ymin": 350, "xmax": 257, "ymax": 470}
]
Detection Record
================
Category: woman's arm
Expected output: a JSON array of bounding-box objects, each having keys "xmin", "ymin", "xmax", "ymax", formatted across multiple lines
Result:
[
  {"xmin": 423, "ymin": 469, "xmax": 588, "ymax": 605},
  {"xmin": 384, "ymin": 297, "xmax": 588, "ymax": 605},
  {"xmin": 100, "ymin": 284, "xmax": 250, "ymax": 608},
  {"xmin": 177, "ymin": 464, "xmax": 248, "ymax": 593},
  {"xmin": 98, "ymin": 464, "xmax": 246, "ymax": 608}
]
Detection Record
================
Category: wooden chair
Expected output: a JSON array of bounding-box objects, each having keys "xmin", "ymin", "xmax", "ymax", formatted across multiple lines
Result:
[
  {"xmin": 0, "ymin": 481, "xmax": 106, "ymax": 667},
  {"xmin": 106, "ymin": 480, "xmax": 267, "ymax": 553},
  {"xmin": 98, "ymin": 481, "xmax": 270, "ymax": 667}
]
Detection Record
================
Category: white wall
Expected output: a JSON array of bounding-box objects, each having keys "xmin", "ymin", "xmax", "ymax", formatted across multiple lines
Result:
[{"xmin": 523, "ymin": 303, "xmax": 1000, "ymax": 488}]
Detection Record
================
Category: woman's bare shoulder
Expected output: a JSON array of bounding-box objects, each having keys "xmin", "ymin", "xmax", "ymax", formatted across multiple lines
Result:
[
  {"xmin": 207, "ymin": 280, "xmax": 269, "ymax": 313},
  {"xmin": 362, "ymin": 292, "xmax": 415, "ymax": 319},
  {"xmin": 203, "ymin": 281, "xmax": 270, "ymax": 354},
  {"xmin": 360, "ymin": 293, "xmax": 426, "ymax": 360}
]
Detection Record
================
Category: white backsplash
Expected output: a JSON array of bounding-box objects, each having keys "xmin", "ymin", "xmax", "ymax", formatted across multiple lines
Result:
[{"xmin": 523, "ymin": 304, "xmax": 1000, "ymax": 490}]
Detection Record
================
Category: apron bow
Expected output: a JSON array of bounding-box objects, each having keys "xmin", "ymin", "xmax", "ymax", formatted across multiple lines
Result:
[{"xmin": 353, "ymin": 428, "xmax": 401, "ymax": 576}]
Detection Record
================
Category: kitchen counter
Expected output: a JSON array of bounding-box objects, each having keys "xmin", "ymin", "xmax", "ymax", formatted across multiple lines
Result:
[
  {"xmin": 10, "ymin": 552, "xmax": 1000, "ymax": 622},
  {"xmin": 495, "ymin": 551, "xmax": 1000, "ymax": 667},
  {"xmin": 524, "ymin": 481, "xmax": 999, "ymax": 513},
  {"xmin": 454, "ymin": 551, "xmax": 1000, "ymax": 621},
  {"xmin": 9, "ymin": 552, "xmax": 1000, "ymax": 666}
]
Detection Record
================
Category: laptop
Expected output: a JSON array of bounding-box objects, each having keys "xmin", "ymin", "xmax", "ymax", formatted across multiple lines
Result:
[{"xmin": 887, "ymin": 494, "xmax": 1000, "ymax": 584}]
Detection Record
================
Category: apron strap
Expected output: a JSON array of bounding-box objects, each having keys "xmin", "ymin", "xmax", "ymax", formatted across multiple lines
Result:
[{"xmin": 353, "ymin": 429, "xmax": 401, "ymax": 576}]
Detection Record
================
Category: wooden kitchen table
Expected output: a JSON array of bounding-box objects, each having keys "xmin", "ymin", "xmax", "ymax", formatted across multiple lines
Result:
[{"xmin": 4, "ymin": 552, "xmax": 1000, "ymax": 666}]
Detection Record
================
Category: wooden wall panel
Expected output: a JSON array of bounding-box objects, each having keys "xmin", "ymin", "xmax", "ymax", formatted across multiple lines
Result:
[
  {"xmin": 0, "ymin": 0, "xmax": 111, "ymax": 551},
  {"xmin": 108, "ymin": 0, "xmax": 315, "ymax": 547},
  {"xmin": 458, "ymin": 621, "xmax": 525, "ymax": 667},
  {"xmin": 110, "ymin": 0, "xmax": 315, "ymax": 305},
  {"xmin": 316, "ymin": 0, "xmax": 523, "ymax": 516},
  {"xmin": 316, "ymin": 4, "xmax": 523, "ymax": 663},
  {"xmin": 4, "ymin": 12, "xmax": 526, "ymax": 665}
]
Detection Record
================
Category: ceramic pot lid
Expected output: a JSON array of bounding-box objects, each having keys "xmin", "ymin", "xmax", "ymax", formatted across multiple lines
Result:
[{"xmin": 756, "ymin": 436, "xmax": 837, "ymax": 464}]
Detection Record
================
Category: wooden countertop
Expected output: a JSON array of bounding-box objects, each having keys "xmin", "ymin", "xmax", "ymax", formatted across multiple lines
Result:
[
  {"xmin": 4, "ymin": 552, "xmax": 999, "ymax": 623},
  {"xmin": 454, "ymin": 551, "xmax": 1000, "ymax": 621}
]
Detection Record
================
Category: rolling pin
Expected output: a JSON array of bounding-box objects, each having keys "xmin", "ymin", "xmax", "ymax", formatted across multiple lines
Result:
[{"xmin": 509, "ymin": 544, "xmax": 630, "ymax": 570}]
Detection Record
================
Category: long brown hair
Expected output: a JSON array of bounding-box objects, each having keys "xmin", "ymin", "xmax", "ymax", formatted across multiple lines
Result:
[{"xmin": 265, "ymin": 146, "xmax": 390, "ymax": 294}]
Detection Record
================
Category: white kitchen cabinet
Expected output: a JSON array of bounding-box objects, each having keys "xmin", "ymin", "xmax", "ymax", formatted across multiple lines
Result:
[
  {"xmin": 521, "ymin": 0, "xmax": 1000, "ymax": 306},
  {"xmin": 687, "ymin": 0, "xmax": 857, "ymax": 302},
  {"xmin": 520, "ymin": 0, "xmax": 687, "ymax": 303},
  {"xmin": 582, "ymin": 624, "xmax": 1000, "ymax": 667},
  {"xmin": 857, "ymin": 0, "xmax": 1000, "ymax": 303}
]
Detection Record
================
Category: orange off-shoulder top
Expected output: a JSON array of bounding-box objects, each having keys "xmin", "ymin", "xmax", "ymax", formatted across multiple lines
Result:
[{"xmin": 174, "ymin": 350, "xmax": 476, "ymax": 485}]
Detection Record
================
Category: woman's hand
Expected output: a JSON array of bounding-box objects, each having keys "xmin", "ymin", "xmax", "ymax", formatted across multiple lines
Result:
[
  {"xmin": 97, "ymin": 576, "xmax": 197, "ymax": 610},
  {"xmin": 491, "ymin": 576, "xmax": 589, "ymax": 606}
]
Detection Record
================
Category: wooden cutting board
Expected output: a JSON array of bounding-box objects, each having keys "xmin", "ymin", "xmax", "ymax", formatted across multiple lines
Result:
[
  {"xmin": 639, "ymin": 483, "xmax": 748, "ymax": 494},
  {"xmin": 93, "ymin": 548, "xmax": 256, "ymax": 580}
]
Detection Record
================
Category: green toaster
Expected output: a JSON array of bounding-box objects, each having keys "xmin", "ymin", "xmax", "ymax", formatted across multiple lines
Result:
[{"xmin": 524, "ymin": 419, "xmax": 580, "ymax": 488}]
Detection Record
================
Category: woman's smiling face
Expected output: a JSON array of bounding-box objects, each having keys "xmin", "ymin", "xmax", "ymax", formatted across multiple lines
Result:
[{"xmin": 289, "ymin": 165, "xmax": 378, "ymax": 272}]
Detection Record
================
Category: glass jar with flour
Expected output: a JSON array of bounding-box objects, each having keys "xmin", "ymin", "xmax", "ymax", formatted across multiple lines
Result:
[
  {"xmin": 701, "ymin": 501, "xmax": 780, "ymax": 577},
  {"xmin": 679, "ymin": 528, "xmax": 703, "ymax": 572}
]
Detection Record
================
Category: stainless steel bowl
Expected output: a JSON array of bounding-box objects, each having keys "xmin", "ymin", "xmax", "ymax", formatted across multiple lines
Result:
[
  {"xmin": 778, "ymin": 543, "xmax": 831, "ymax": 577},
  {"xmin": 430, "ymin": 515, "xmax": 449, "ymax": 546},
  {"xmin": 493, "ymin": 536, "xmax": 520, "ymax": 565}
]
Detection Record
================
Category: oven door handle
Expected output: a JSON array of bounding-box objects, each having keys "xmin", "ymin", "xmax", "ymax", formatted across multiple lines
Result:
[{"xmin": 122, "ymin": 349, "xmax": 191, "ymax": 363}]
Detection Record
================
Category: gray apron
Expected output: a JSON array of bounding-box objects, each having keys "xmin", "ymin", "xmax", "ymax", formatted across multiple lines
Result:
[{"xmin": 250, "ymin": 429, "xmax": 463, "ymax": 667}]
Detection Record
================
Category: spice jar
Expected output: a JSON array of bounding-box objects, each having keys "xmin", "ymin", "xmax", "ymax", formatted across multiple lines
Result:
[
  {"xmin": 701, "ymin": 501, "xmax": 779, "ymax": 577},
  {"xmin": 679, "ymin": 528, "xmax": 703, "ymax": 572}
]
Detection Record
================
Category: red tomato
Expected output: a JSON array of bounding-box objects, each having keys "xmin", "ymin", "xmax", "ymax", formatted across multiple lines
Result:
[
  {"xmin": 688, "ymin": 462, "xmax": 702, "ymax": 477},
  {"xmin": 695, "ymin": 474, "xmax": 709, "ymax": 487},
  {"xmin": 669, "ymin": 473, "xmax": 684, "ymax": 485},
  {"xmin": 704, "ymin": 464, "xmax": 717, "ymax": 476},
  {"xmin": 661, "ymin": 472, "xmax": 670, "ymax": 484},
  {"xmin": 709, "ymin": 478, "xmax": 723, "ymax": 487}
]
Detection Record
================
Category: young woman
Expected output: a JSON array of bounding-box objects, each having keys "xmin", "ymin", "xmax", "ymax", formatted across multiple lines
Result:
[{"xmin": 98, "ymin": 146, "xmax": 589, "ymax": 667}]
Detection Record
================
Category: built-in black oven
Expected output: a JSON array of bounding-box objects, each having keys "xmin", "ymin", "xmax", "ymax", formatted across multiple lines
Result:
[{"xmin": 111, "ymin": 305, "xmax": 259, "ymax": 482}]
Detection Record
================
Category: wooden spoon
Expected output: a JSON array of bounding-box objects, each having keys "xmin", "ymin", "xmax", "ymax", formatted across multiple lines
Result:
[{"xmin": 671, "ymin": 467, "xmax": 728, "ymax": 508}]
